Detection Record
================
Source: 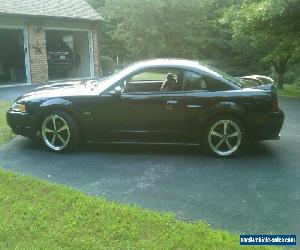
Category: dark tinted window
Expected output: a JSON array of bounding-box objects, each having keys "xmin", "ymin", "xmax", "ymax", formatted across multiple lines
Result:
[
  {"xmin": 198, "ymin": 62, "xmax": 244, "ymax": 88},
  {"xmin": 204, "ymin": 76, "xmax": 232, "ymax": 91}
]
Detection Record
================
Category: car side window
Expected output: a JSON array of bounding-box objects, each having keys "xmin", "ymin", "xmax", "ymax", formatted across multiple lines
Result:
[
  {"xmin": 184, "ymin": 71, "xmax": 232, "ymax": 92},
  {"xmin": 184, "ymin": 71, "xmax": 207, "ymax": 91},
  {"xmin": 124, "ymin": 68, "xmax": 184, "ymax": 93},
  {"xmin": 129, "ymin": 70, "xmax": 166, "ymax": 82},
  {"xmin": 204, "ymin": 76, "xmax": 232, "ymax": 91}
]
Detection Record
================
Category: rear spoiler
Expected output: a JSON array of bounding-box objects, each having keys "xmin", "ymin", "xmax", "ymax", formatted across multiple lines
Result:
[{"xmin": 252, "ymin": 84, "xmax": 275, "ymax": 91}]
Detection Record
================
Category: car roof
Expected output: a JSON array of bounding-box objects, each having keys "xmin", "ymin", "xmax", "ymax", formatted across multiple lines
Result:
[{"xmin": 130, "ymin": 59, "xmax": 218, "ymax": 75}]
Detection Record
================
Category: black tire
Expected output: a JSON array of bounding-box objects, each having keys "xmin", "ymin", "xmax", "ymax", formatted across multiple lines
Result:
[
  {"xmin": 204, "ymin": 115, "xmax": 244, "ymax": 157},
  {"xmin": 40, "ymin": 111, "xmax": 79, "ymax": 153}
]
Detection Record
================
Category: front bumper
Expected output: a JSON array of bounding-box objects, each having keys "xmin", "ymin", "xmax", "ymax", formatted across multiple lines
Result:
[
  {"xmin": 6, "ymin": 110, "xmax": 38, "ymax": 138},
  {"xmin": 249, "ymin": 108, "xmax": 285, "ymax": 141}
]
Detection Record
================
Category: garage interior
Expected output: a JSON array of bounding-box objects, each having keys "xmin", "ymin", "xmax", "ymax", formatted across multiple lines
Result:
[
  {"xmin": 46, "ymin": 30, "xmax": 91, "ymax": 81},
  {"xmin": 0, "ymin": 29, "xmax": 27, "ymax": 85}
]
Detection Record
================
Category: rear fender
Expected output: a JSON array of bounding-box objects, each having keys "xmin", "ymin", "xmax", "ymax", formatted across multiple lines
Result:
[{"xmin": 199, "ymin": 101, "xmax": 247, "ymax": 130}]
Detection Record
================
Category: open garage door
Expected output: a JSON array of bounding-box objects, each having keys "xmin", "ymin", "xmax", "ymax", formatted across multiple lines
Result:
[
  {"xmin": 0, "ymin": 29, "xmax": 27, "ymax": 85},
  {"xmin": 46, "ymin": 30, "xmax": 92, "ymax": 81}
]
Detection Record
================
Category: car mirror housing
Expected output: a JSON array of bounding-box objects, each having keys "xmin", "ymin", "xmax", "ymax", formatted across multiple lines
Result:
[{"xmin": 109, "ymin": 86, "xmax": 122, "ymax": 97}]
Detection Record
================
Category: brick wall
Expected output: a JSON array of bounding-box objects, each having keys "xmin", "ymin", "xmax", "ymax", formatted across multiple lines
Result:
[
  {"xmin": 91, "ymin": 24, "xmax": 101, "ymax": 77},
  {"xmin": 27, "ymin": 22, "xmax": 49, "ymax": 83}
]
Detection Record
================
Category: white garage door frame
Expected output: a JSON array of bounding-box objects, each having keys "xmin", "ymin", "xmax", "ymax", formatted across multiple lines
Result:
[
  {"xmin": 45, "ymin": 27, "xmax": 95, "ymax": 79},
  {"xmin": 0, "ymin": 25, "xmax": 32, "ymax": 86}
]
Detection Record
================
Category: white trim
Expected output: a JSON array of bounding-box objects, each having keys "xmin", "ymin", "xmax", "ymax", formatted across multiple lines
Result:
[
  {"xmin": 45, "ymin": 27, "xmax": 91, "ymax": 32},
  {"xmin": 88, "ymin": 31, "xmax": 95, "ymax": 77},
  {"xmin": 23, "ymin": 27, "xmax": 32, "ymax": 84}
]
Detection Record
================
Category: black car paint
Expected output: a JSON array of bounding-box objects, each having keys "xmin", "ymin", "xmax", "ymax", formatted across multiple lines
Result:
[{"xmin": 7, "ymin": 59, "xmax": 284, "ymax": 145}]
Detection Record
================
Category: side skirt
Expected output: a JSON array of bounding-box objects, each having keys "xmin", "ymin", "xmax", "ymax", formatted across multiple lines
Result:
[{"xmin": 85, "ymin": 141, "xmax": 200, "ymax": 146}]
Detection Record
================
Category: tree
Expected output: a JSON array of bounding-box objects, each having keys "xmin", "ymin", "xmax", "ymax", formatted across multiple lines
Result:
[
  {"xmin": 98, "ymin": 0, "xmax": 235, "ymax": 66},
  {"xmin": 223, "ymin": 0, "xmax": 300, "ymax": 89},
  {"xmin": 87, "ymin": 0, "xmax": 106, "ymax": 9}
]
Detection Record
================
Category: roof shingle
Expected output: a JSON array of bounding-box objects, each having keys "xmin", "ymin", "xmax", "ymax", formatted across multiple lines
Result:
[{"xmin": 0, "ymin": 0, "xmax": 103, "ymax": 21}]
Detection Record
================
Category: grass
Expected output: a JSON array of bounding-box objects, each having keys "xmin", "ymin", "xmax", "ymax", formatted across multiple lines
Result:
[
  {"xmin": 0, "ymin": 168, "xmax": 281, "ymax": 250},
  {"xmin": 277, "ymin": 83, "xmax": 300, "ymax": 98},
  {"xmin": 0, "ymin": 102, "xmax": 13, "ymax": 145}
]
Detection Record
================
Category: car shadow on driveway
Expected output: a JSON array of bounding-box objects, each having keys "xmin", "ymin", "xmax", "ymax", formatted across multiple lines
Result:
[
  {"xmin": 17, "ymin": 136, "xmax": 279, "ymax": 160},
  {"xmin": 81, "ymin": 140, "xmax": 277, "ymax": 158}
]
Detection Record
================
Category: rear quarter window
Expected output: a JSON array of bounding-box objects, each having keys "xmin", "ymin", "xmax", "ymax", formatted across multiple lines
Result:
[
  {"xmin": 184, "ymin": 70, "xmax": 232, "ymax": 91},
  {"xmin": 204, "ymin": 76, "xmax": 232, "ymax": 91}
]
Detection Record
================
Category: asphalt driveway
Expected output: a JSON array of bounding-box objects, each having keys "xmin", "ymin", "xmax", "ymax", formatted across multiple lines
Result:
[
  {"xmin": 0, "ymin": 84, "xmax": 43, "ymax": 101},
  {"xmin": 0, "ymin": 85, "xmax": 299, "ymax": 236}
]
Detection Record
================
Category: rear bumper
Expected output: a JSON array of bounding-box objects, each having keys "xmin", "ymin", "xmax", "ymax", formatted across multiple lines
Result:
[
  {"xmin": 248, "ymin": 109, "xmax": 284, "ymax": 141},
  {"xmin": 6, "ymin": 110, "xmax": 38, "ymax": 138}
]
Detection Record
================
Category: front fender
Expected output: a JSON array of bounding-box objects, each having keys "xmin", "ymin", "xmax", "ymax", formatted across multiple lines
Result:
[
  {"xmin": 40, "ymin": 98, "xmax": 72, "ymax": 109},
  {"xmin": 35, "ymin": 98, "xmax": 81, "ymax": 128}
]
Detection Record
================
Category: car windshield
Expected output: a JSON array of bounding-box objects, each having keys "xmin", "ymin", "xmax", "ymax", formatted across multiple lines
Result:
[{"xmin": 96, "ymin": 64, "xmax": 141, "ymax": 93}]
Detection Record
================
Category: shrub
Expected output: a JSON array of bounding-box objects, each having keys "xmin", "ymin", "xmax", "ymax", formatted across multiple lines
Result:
[{"xmin": 100, "ymin": 56, "xmax": 116, "ymax": 77}]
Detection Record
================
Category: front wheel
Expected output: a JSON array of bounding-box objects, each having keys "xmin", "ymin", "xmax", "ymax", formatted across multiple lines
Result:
[
  {"xmin": 205, "ymin": 116, "xmax": 244, "ymax": 157},
  {"xmin": 41, "ymin": 111, "xmax": 79, "ymax": 152}
]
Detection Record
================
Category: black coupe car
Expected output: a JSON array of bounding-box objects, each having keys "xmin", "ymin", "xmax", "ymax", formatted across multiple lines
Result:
[{"xmin": 7, "ymin": 59, "xmax": 284, "ymax": 157}]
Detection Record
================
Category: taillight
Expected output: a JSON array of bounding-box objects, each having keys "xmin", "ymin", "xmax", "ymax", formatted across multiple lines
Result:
[{"xmin": 272, "ymin": 95, "xmax": 278, "ymax": 112}]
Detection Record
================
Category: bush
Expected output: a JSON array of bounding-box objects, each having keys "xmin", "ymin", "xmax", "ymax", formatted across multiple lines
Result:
[{"xmin": 100, "ymin": 56, "xmax": 116, "ymax": 77}]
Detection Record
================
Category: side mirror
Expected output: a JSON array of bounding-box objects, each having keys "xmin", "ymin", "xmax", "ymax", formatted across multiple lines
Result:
[{"xmin": 110, "ymin": 86, "xmax": 122, "ymax": 96}]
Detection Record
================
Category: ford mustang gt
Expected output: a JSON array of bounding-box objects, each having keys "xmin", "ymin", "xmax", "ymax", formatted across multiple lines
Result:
[{"xmin": 6, "ymin": 59, "xmax": 284, "ymax": 157}]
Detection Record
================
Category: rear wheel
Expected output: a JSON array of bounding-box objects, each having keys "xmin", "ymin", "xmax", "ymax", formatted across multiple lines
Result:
[
  {"xmin": 41, "ymin": 111, "xmax": 79, "ymax": 152},
  {"xmin": 205, "ymin": 116, "xmax": 243, "ymax": 157}
]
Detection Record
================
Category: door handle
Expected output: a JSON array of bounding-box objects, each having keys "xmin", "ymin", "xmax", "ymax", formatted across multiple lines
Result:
[
  {"xmin": 166, "ymin": 100, "xmax": 178, "ymax": 105},
  {"xmin": 187, "ymin": 104, "xmax": 202, "ymax": 108}
]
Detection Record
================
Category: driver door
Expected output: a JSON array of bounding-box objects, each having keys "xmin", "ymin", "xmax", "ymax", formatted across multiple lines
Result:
[{"xmin": 93, "ymin": 68, "xmax": 189, "ymax": 143}]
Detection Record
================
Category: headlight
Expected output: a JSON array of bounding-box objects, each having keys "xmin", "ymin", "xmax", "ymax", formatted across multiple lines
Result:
[{"xmin": 12, "ymin": 102, "xmax": 26, "ymax": 113}]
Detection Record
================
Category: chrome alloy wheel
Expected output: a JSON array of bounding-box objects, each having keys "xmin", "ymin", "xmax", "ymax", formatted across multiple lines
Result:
[
  {"xmin": 42, "ymin": 115, "xmax": 70, "ymax": 151},
  {"xmin": 208, "ymin": 119, "xmax": 242, "ymax": 156}
]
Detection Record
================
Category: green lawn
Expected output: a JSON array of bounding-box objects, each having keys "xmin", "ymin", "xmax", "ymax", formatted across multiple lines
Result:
[
  {"xmin": 0, "ymin": 102, "xmax": 13, "ymax": 145},
  {"xmin": 0, "ymin": 168, "xmax": 280, "ymax": 250},
  {"xmin": 277, "ymin": 84, "xmax": 300, "ymax": 98}
]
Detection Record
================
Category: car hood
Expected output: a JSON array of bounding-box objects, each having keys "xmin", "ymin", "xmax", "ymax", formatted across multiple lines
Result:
[{"xmin": 16, "ymin": 80, "xmax": 101, "ymax": 102}]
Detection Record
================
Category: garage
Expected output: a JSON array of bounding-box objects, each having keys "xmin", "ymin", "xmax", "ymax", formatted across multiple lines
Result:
[
  {"xmin": 0, "ymin": 28, "xmax": 28, "ymax": 85},
  {"xmin": 46, "ymin": 30, "xmax": 93, "ymax": 81},
  {"xmin": 0, "ymin": 0, "xmax": 102, "ymax": 85}
]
